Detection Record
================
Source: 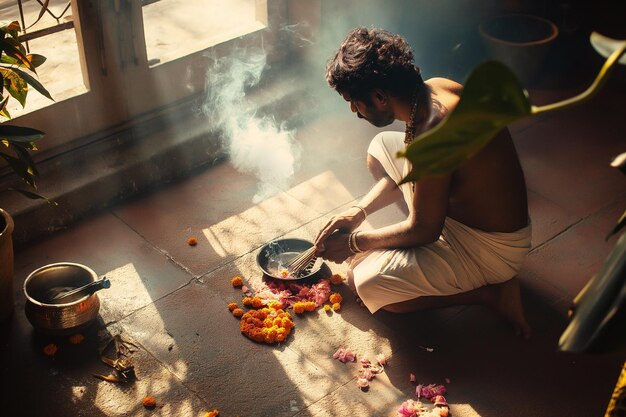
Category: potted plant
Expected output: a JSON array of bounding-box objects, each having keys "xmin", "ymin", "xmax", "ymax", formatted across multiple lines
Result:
[{"xmin": 0, "ymin": 20, "xmax": 52, "ymax": 321}]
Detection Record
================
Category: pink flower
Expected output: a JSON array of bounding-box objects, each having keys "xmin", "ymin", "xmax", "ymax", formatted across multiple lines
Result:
[
  {"xmin": 421, "ymin": 384, "xmax": 436, "ymax": 400},
  {"xmin": 376, "ymin": 353, "xmax": 387, "ymax": 366},
  {"xmin": 356, "ymin": 378, "xmax": 369, "ymax": 390},
  {"xmin": 333, "ymin": 347, "xmax": 356, "ymax": 363},
  {"xmin": 360, "ymin": 357, "xmax": 371, "ymax": 367},
  {"xmin": 359, "ymin": 367, "xmax": 377, "ymax": 381},
  {"xmin": 415, "ymin": 384, "xmax": 424, "ymax": 399},
  {"xmin": 434, "ymin": 384, "xmax": 446, "ymax": 397},
  {"xmin": 397, "ymin": 399, "xmax": 423, "ymax": 417},
  {"xmin": 410, "ymin": 373, "xmax": 416, "ymax": 383},
  {"xmin": 444, "ymin": 377, "xmax": 451, "ymax": 384}
]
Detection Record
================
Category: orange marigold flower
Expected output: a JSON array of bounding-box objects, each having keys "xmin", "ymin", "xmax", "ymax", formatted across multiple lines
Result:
[
  {"xmin": 305, "ymin": 301, "xmax": 316, "ymax": 312},
  {"xmin": 293, "ymin": 302, "xmax": 305, "ymax": 314},
  {"xmin": 324, "ymin": 304, "xmax": 331, "ymax": 312},
  {"xmin": 231, "ymin": 276, "xmax": 243, "ymax": 287},
  {"xmin": 242, "ymin": 297, "xmax": 253, "ymax": 306},
  {"xmin": 332, "ymin": 302, "xmax": 341, "ymax": 312},
  {"xmin": 268, "ymin": 301, "xmax": 282, "ymax": 310},
  {"xmin": 240, "ymin": 307, "xmax": 293, "ymax": 344},
  {"xmin": 232, "ymin": 308, "xmax": 244, "ymax": 318},
  {"xmin": 227, "ymin": 302, "xmax": 238, "ymax": 311},
  {"xmin": 330, "ymin": 274, "xmax": 345, "ymax": 285},
  {"xmin": 69, "ymin": 333, "xmax": 85, "ymax": 344},
  {"xmin": 251, "ymin": 297, "xmax": 263, "ymax": 308},
  {"xmin": 329, "ymin": 293, "xmax": 343, "ymax": 304},
  {"xmin": 43, "ymin": 343, "xmax": 58, "ymax": 357},
  {"xmin": 142, "ymin": 396, "xmax": 157, "ymax": 409},
  {"xmin": 204, "ymin": 410, "xmax": 219, "ymax": 417},
  {"xmin": 187, "ymin": 236, "xmax": 198, "ymax": 246}
]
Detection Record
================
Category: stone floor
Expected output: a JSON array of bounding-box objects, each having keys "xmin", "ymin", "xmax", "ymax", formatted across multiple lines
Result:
[{"xmin": 1, "ymin": 64, "xmax": 626, "ymax": 416}]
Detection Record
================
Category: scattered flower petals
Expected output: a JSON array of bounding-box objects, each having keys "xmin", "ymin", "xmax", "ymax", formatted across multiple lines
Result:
[
  {"xmin": 69, "ymin": 333, "xmax": 85, "ymax": 344},
  {"xmin": 410, "ymin": 373, "xmax": 416, "ymax": 383},
  {"xmin": 357, "ymin": 377, "xmax": 370, "ymax": 389},
  {"xmin": 241, "ymin": 285, "xmax": 249, "ymax": 293},
  {"xmin": 422, "ymin": 384, "xmax": 436, "ymax": 400},
  {"xmin": 432, "ymin": 395, "xmax": 448, "ymax": 407},
  {"xmin": 204, "ymin": 410, "xmax": 219, "ymax": 417},
  {"xmin": 397, "ymin": 399, "xmax": 424, "ymax": 417},
  {"xmin": 142, "ymin": 396, "xmax": 157, "ymax": 409},
  {"xmin": 43, "ymin": 343, "xmax": 58, "ymax": 357},
  {"xmin": 361, "ymin": 357, "xmax": 371, "ymax": 367},
  {"xmin": 330, "ymin": 273, "xmax": 345, "ymax": 285},
  {"xmin": 376, "ymin": 353, "xmax": 387, "ymax": 366},
  {"xmin": 444, "ymin": 377, "xmax": 451, "ymax": 384},
  {"xmin": 255, "ymin": 279, "xmax": 331, "ymax": 309},
  {"xmin": 415, "ymin": 384, "xmax": 424, "ymax": 399},
  {"xmin": 187, "ymin": 236, "xmax": 198, "ymax": 246},
  {"xmin": 359, "ymin": 367, "xmax": 377, "ymax": 381},
  {"xmin": 333, "ymin": 347, "xmax": 356, "ymax": 363},
  {"xmin": 434, "ymin": 385, "xmax": 446, "ymax": 397}
]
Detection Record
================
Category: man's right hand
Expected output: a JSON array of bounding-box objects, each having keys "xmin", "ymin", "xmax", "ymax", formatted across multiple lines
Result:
[{"xmin": 314, "ymin": 206, "xmax": 366, "ymax": 255}]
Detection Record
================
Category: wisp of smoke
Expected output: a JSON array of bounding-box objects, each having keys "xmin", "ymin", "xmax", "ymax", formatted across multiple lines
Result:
[{"xmin": 202, "ymin": 48, "xmax": 300, "ymax": 203}]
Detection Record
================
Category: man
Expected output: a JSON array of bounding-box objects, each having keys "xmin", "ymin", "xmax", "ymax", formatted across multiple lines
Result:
[{"xmin": 315, "ymin": 27, "xmax": 532, "ymax": 338}]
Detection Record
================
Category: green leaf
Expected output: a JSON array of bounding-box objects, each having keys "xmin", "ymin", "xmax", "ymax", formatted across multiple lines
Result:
[
  {"xmin": 1, "ymin": 39, "xmax": 35, "ymax": 73},
  {"xmin": 10, "ymin": 66, "xmax": 53, "ymax": 101},
  {"xmin": 0, "ymin": 124, "xmax": 44, "ymax": 142},
  {"xmin": 10, "ymin": 141, "xmax": 39, "ymax": 177},
  {"xmin": 397, "ymin": 61, "xmax": 532, "ymax": 183},
  {"xmin": 0, "ymin": 151, "xmax": 36, "ymax": 187},
  {"xmin": 0, "ymin": 68, "xmax": 28, "ymax": 107},
  {"xmin": 26, "ymin": 54, "xmax": 46, "ymax": 68},
  {"xmin": 6, "ymin": 187, "xmax": 56, "ymax": 205}
]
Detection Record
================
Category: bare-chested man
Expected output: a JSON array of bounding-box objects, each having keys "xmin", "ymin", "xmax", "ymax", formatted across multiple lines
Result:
[{"xmin": 315, "ymin": 27, "xmax": 532, "ymax": 338}]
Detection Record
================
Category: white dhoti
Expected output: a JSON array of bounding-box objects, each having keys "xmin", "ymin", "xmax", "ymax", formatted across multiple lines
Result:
[{"xmin": 349, "ymin": 132, "xmax": 532, "ymax": 313}]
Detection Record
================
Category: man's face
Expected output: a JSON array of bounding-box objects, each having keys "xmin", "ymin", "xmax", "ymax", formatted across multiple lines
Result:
[{"xmin": 340, "ymin": 91, "xmax": 395, "ymax": 128}]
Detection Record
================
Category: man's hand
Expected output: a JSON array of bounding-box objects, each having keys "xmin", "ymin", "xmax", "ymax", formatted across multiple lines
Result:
[
  {"xmin": 317, "ymin": 231, "xmax": 353, "ymax": 264},
  {"xmin": 314, "ymin": 206, "xmax": 366, "ymax": 254}
]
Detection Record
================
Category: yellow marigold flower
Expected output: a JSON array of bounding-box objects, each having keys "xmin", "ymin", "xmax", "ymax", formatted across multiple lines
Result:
[
  {"xmin": 330, "ymin": 274, "xmax": 345, "ymax": 285},
  {"xmin": 227, "ymin": 302, "xmax": 238, "ymax": 311},
  {"xmin": 324, "ymin": 304, "xmax": 331, "ymax": 312},
  {"xmin": 242, "ymin": 297, "xmax": 253, "ymax": 306},
  {"xmin": 268, "ymin": 301, "xmax": 282, "ymax": 310},
  {"xmin": 240, "ymin": 306, "xmax": 293, "ymax": 344},
  {"xmin": 69, "ymin": 333, "xmax": 85, "ymax": 344},
  {"xmin": 305, "ymin": 301, "xmax": 316, "ymax": 312},
  {"xmin": 232, "ymin": 308, "xmax": 244, "ymax": 318},
  {"xmin": 204, "ymin": 410, "xmax": 220, "ymax": 417},
  {"xmin": 43, "ymin": 343, "xmax": 58, "ymax": 357},
  {"xmin": 329, "ymin": 293, "xmax": 343, "ymax": 304},
  {"xmin": 293, "ymin": 302, "xmax": 305, "ymax": 314},
  {"xmin": 142, "ymin": 396, "xmax": 157, "ymax": 409},
  {"xmin": 332, "ymin": 302, "xmax": 341, "ymax": 311},
  {"xmin": 231, "ymin": 275, "xmax": 243, "ymax": 287}
]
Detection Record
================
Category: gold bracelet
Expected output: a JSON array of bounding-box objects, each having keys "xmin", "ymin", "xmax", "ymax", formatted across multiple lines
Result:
[
  {"xmin": 351, "ymin": 231, "xmax": 363, "ymax": 253},
  {"xmin": 351, "ymin": 205, "xmax": 368, "ymax": 218},
  {"xmin": 347, "ymin": 234, "xmax": 357, "ymax": 254}
]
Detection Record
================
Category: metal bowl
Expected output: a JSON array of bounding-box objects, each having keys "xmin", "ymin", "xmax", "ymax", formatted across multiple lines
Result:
[
  {"xmin": 23, "ymin": 262, "xmax": 101, "ymax": 335},
  {"xmin": 257, "ymin": 238, "xmax": 323, "ymax": 280}
]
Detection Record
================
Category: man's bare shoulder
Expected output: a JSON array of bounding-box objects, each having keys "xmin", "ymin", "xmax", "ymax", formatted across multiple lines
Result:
[{"xmin": 425, "ymin": 77, "xmax": 463, "ymax": 95}]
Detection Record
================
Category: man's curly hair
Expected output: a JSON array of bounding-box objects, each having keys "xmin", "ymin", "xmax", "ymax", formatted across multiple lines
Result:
[{"xmin": 325, "ymin": 27, "xmax": 422, "ymax": 102}]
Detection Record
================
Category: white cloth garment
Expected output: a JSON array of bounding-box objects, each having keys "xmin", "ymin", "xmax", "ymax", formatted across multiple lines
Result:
[{"xmin": 348, "ymin": 131, "xmax": 532, "ymax": 313}]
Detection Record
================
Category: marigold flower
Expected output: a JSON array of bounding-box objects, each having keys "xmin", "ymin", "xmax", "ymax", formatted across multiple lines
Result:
[
  {"xmin": 142, "ymin": 396, "xmax": 157, "ymax": 409},
  {"xmin": 330, "ymin": 274, "xmax": 345, "ymax": 285},
  {"xmin": 268, "ymin": 301, "xmax": 282, "ymax": 310},
  {"xmin": 204, "ymin": 410, "xmax": 219, "ymax": 417},
  {"xmin": 232, "ymin": 308, "xmax": 244, "ymax": 317},
  {"xmin": 240, "ymin": 306, "xmax": 293, "ymax": 344},
  {"xmin": 43, "ymin": 343, "xmax": 58, "ymax": 357},
  {"xmin": 227, "ymin": 302, "xmax": 238, "ymax": 311},
  {"xmin": 323, "ymin": 304, "xmax": 331, "ymax": 312},
  {"xmin": 69, "ymin": 333, "xmax": 85, "ymax": 345},
  {"xmin": 304, "ymin": 301, "xmax": 316, "ymax": 312},
  {"xmin": 231, "ymin": 276, "xmax": 243, "ymax": 287},
  {"xmin": 293, "ymin": 302, "xmax": 305, "ymax": 314},
  {"xmin": 251, "ymin": 297, "xmax": 263, "ymax": 308},
  {"xmin": 242, "ymin": 297, "xmax": 253, "ymax": 306},
  {"xmin": 187, "ymin": 236, "xmax": 198, "ymax": 246},
  {"xmin": 332, "ymin": 302, "xmax": 341, "ymax": 311},
  {"xmin": 329, "ymin": 293, "xmax": 343, "ymax": 304}
]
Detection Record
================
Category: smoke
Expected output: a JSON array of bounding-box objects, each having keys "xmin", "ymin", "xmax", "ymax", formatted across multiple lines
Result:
[{"xmin": 202, "ymin": 47, "xmax": 300, "ymax": 203}]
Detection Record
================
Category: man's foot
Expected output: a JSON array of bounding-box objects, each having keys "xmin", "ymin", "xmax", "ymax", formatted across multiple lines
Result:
[{"xmin": 490, "ymin": 278, "xmax": 532, "ymax": 339}]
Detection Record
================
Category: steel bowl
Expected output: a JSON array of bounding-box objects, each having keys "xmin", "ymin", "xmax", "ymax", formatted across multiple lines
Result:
[
  {"xmin": 257, "ymin": 238, "xmax": 323, "ymax": 280},
  {"xmin": 23, "ymin": 262, "xmax": 101, "ymax": 335}
]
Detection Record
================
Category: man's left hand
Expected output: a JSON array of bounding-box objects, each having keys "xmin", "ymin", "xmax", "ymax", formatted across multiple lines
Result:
[{"xmin": 319, "ymin": 231, "xmax": 354, "ymax": 264}]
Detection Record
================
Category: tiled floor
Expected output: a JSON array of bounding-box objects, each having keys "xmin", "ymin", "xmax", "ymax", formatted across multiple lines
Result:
[{"xmin": 2, "ymin": 64, "xmax": 625, "ymax": 416}]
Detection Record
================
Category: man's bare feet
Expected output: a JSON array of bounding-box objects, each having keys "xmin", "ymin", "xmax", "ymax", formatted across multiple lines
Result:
[{"xmin": 490, "ymin": 278, "xmax": 532, "ymax": 339}]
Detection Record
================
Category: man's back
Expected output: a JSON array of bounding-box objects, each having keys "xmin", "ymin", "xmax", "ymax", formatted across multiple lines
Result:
[{"xmin": 424, "ymin": 78, "xmax": 528, "ymax": 233}]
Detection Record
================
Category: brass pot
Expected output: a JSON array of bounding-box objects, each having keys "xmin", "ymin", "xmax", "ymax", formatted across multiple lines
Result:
[{"xmin": 24, "ymin": 262, "xmax": 101, "ymax": 335}]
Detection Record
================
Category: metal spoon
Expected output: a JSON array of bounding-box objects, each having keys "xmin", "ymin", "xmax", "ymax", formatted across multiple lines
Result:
[{"xmin": 49, "ymin": 276, "xmax": 111, "ymax": 302}]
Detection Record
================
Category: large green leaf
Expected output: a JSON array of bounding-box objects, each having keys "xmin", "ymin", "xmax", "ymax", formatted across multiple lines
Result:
[
  {"xmin": 0, "ymin": 124, "xmax": 44, "ymax": 142},
  {"xmin": 397, "ymin": 61, "xmax": 531, "ymax": 183},
  {"xmin": 0, "ymin": 37, "xmax": 35, "ymax": 73},
  {"xmin": 0, "ymin": 151, "xmax": 36, "ymax": 187},
  {"xmin": 6, "ymin": 187, "xmax": 56, "ymax": 205}
]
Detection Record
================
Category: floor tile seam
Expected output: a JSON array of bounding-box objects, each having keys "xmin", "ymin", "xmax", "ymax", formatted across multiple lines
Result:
[
  {"xmin": 110, "ymin": 210, "xmax": 199, "ymax": 278},
  {"xmin": 528, "ymin": 217, "xmax": 585, "ymax": 255},
  {"xmin": 290, "ymin": 371, "xmax": 361, "ymax": 417}
]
